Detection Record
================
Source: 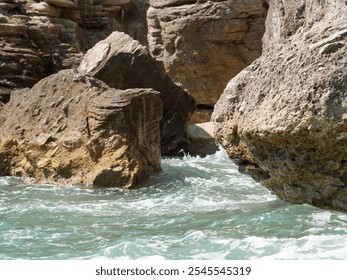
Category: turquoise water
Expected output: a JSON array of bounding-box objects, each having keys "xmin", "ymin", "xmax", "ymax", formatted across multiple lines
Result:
[{"xmin": 0, "ymin": 148, "xmax": 346, "ymax": 260}]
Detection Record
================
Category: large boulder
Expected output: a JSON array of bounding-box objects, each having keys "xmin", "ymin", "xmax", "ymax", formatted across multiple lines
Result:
[
  {"xmin": 212, "ymin": 0, "xmax": 347, "ymax": 211},
  {"xmin": 0, "ymin": 69, "xmax": 162, "ymax": 188},
  {"xmin": 78, "ymin": 31, "xmax": 196, "ymax": 155},
  {"xmin": 147, "ymin": 0, "xmax": 267, "ymax": 122}
]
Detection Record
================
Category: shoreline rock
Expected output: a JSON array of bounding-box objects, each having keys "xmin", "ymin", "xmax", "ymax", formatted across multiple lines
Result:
[
  {"xmin": 212, "ymin": 0, "xmax": 347, "ymax": 211},
  {"xmin": 0, "ymin": 69, "xmax": 162, "ymax": 188}
]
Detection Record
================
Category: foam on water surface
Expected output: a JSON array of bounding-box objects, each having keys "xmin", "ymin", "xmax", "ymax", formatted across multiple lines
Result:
[{"xmin": 0, "ymin": 148, "xmax": 346, "ymax": 259}]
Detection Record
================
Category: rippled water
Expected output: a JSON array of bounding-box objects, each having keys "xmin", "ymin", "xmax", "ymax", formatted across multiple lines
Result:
[{"xmin": 0, "ymin": 148, "xmax": 346, "ymax": 260}]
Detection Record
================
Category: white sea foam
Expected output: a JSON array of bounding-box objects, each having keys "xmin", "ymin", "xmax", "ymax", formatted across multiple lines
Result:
[
  {"xmin": 0, "ymin": 147, "xmax": 347, "ymax": 260},
  {"xmin": 310, "ymin": 212, "xmax": 332, "ymax": 226}
]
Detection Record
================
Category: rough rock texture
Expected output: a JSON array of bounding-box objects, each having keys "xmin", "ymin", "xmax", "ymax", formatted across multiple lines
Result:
[
  {"xmin": 0, "ymin": 0, "xmax": 148, "ymax": 101},
  {"xmin": 0, "ymin": 69, "xmax": 162, "ymax": 188},
  {"xmin": 148, "ymin": 0, "xmax": 267, "ymax": 122},
  {"xmin": 213, "ymin": 0, "xmax": 347, "ymax": 211},
  {"xmin": 79, "ymin": 31, "xmax": 196, "ymax": 155}
]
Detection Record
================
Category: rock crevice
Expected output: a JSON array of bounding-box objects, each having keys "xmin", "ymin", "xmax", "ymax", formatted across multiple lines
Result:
[
  {"xmin": 147, "ymin": 0, "xmax": 267, "ymax": 122},
  {"xmin": 78, "ymin": 32, "xmax": 196, "ymax": 155}
]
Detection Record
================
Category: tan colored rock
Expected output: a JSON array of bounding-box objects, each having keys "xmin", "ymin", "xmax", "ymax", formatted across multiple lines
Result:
[
  {"xmin": 0, "ymin": 0, "xmax": 148, "ymax": 99},
  {"xmin": 27, "ymin": 2, "xmax": 62, "ymax": 17},
  {"xmin": 0, "ymin": 3, "xmax": 17, "ymax": 11},
  {"xmin": 79, "ymin": 31, "xmax": 196, "ymax": 155},
  {"xmin": 0, "ymin": 69, "xmax": 162, "ymax": 188},
  {"xmin": 0, "ymin": 23, "xmax": 27, "ymax": 35},
  {"xmin": 188, "ymin": 108, "xmax": 212, "ymax": 124},
  {"xmin": 212, "ymin": 0, "xmax": 347, "ymax": 211},
  {"xmin": 148, "ymin": 0, "xmax": 267, "ymax": 121}
]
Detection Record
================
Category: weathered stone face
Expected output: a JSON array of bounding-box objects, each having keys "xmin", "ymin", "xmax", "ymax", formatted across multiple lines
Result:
[
  {"xmin": 0, "ymin": 0, "xmax": 148, "ymax": 101},
  {"xmin": 0, "ymin": 69, "xmax": 162, "ymax": 188},
  {"xmin": 212, "ymin": 0, "xmax": 347, "ymax": 211},
  {"xmin": 148, "ymin": 0, "xmax": 267, "ymax": 121},
  {"xmin": 79, "ymin": 31, "xmax": 196, "ymax": 156}
]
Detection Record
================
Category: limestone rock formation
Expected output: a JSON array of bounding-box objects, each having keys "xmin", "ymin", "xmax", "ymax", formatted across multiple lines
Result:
[
  {"xmin": 0, "ymin": 69, "xmax": 162, "ymax": 188},
  {"xmin": 147, "ymin": 0, "xmax": 267, "ymax": 122},
  {"xmin": 213, "ymin": 0, "xmax": 347, "ymax": 211},
  {"xmin": 79, "ymin": 31, "xmax": 196, "ymax": 155},
  {"xmin": 0, "ymin": 0, "xmax": 148, "ymax": 101}
]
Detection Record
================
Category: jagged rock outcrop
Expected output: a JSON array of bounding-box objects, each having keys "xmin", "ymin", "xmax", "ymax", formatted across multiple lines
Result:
[
  {"xmin": 212, "ymin": 0, "xmax": 347, "ymax": 211},
  {"xmin": 0, "ymin": 69, "xmax": 162, "ymax": 188},
  {"xmin": 0, "ymin": 0, "xmax": 148, "ymax": 102},
  {"xmin": 147, "ymin": 0, "xmax": 267, "ymax": 122},
  {"xmin": 79, "ymin": 31, "xmax": 196, "ymax": 155}
]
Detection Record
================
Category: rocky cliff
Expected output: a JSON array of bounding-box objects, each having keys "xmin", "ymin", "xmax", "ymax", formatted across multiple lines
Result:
[
  {"xmin": 213, "ymin": 0, "xmax": 347, "ymax": 211},
  {"xmin": 0, "ymin": 0, "xmax": 148, "ymax": 102},
  {"xmin": 147, "ymin": 0, "xmax": 267, "ymax": 122},
  {"xmin": 1, "ymin": 0, "xmax": 266, "ymax": 125},
  {"xmin": 0, "ymin": 69, "xmax": 162, "ymax": 188}
]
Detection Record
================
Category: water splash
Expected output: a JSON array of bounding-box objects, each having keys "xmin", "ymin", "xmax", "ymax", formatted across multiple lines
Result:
[{"xmin": 0, "ymin": 148, "xmax": 346, "ymax": 259}]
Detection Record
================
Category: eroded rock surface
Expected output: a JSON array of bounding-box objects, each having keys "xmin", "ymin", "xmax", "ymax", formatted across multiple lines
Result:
[
  {"xmin": 0, "ymin": 0, "xmax": 148, "ymax": 101},
  {"xmin": 213, "ymin": 0, "xmax": 347, "ymax": 211},
  {"xmin": 79, "ymin": 31, "xmax": 196, "ymax": 155},
  {"xmin": 0, "ymin": 69, "xmax": 162, "ymax": 188},
  {"xmin": 148, "ymin": 0, "xmax": 267, "ymax": 121}
]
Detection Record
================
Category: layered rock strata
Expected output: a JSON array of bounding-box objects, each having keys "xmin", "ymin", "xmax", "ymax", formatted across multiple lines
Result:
[
  {"xmin": 0, "ymin": 0, "xmax": 148, "ymax": 101},
  {"xmin": 79, "ymin": 31, "xmax": 196, "ymax": 155},
  {"xmin": 0, "ymin": 69, "xmax": 162, "ymax": 188},
  {"xmin": 148, "ymin": 0, "xmax": 267, "ymax": 122},
  {"xmin": 213, "ymin": 0, "xmax": 347, "ymax": 211}
]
